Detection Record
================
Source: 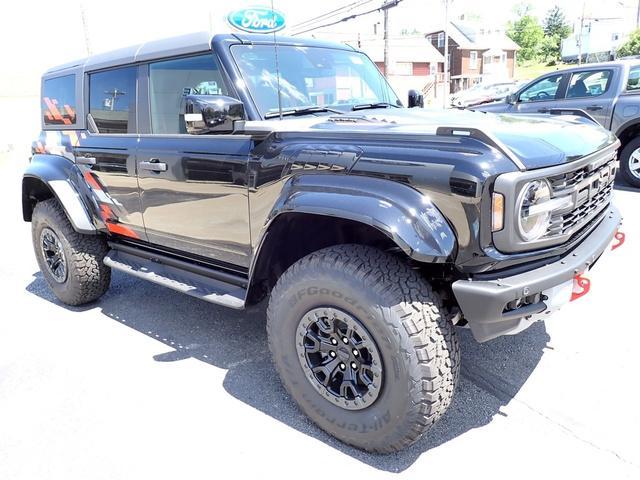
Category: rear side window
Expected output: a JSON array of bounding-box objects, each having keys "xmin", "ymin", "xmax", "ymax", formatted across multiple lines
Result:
[
  {"xmin": 42, "ymin": 75, "xmax": 77, "ymax": 127},
  {"xmin": 627, "ymin": 65, "xmax": 640, "ymax": 91},
  {"xmin": 566, "ymin": 70, "xmax": 611, "ymax": 98},
  {"xmin": 148, "ymin": 54, "xmax": 229, "ymax": 134},
  {"xmin": 89, "ymin": 66, "xmax": 137, "ymax": 134}
]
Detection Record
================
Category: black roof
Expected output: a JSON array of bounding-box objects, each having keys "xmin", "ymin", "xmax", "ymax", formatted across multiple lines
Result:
[{"xmin": 44, "ymin": 32, "xmax": 355, "ymax": 76}]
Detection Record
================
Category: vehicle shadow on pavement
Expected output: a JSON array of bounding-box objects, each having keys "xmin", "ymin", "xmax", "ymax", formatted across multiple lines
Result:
[{"xmin": 26, "ymin": 270, "xmax": 550, "ymax": 473}]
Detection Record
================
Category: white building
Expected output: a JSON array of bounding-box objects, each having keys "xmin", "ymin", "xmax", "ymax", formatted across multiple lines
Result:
[{"xmin": 561, "ymin": 19, "xmax": 628, "ymax": 63}]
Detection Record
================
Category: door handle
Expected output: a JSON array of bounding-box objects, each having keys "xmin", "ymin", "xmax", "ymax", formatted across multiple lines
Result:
[
  {"xmin": 586, "ymin": 105, "xmax": 603, "ymax": 111},
  {"xmin": 139, "ymin": 159, "xmax": 167, "ymax": 172},
  {"xmin": 75, "ymin": 156, "xmax": 96, "ymax": 165},
  {"xmin": 538, "ymin": 108, "xmax": 550, "ymax": 113}
]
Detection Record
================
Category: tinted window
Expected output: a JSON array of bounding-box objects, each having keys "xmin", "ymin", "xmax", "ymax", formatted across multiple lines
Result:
[
  {"xmin": 149, "ymin": 54, "xmax": 229, "ymax": 134},
  {"xmin": 89, "ymin": 66, "xmax": 136, "ymax": 134},
  {"xmin": 627, "ymin": 65, "xmax": 640, "ymax": 91},
  {"xmin": 519, "ymin": 74, "xmax": 563, "ymax": 103},
  {"xmin": 42, "ymin": 75, "xmax": 76, "ymax": 127},
  {"xmin": 567, "ymin": 70, "xmax": 611, "ymax": 98}
]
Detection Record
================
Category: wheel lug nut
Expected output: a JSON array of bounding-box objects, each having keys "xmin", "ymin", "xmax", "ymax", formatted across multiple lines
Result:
[
  {"xmin": 352, "ymin": 349, "xmax": 359, "ymax": 356},
  {"xmin": 342, "ymin": 337, "xmax": 349, "ymax": 344},
  {"xmin": 330, "ymin": 338, "xmax": 338, "ymax": 345},
  {"xmin": 339, "ymin": 363, "xmax": 346, "ymax": 370},
  {"xmin": 329, "ymin": 351, "xmax": 336, "ymax": 358},
  {"xmin": 351, "ymin": 362, "xmax": 357, "ymax": 369}
]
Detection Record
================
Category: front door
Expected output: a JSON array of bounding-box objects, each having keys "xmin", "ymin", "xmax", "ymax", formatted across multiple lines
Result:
[
  {"xmin": 512, "ymin": 72, "xmax": 566, "ymax": 115},
  {"xmin": 136, "ymin": 54, "xmax": 253, "ymax": 269},
  {"xmin": 75, "ymin": 65, "xmax": 146, "ymax": 241}
]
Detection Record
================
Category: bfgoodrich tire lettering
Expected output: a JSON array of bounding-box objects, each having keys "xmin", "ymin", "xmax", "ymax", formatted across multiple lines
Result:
[
  {"xmin": 32, "ymin": 199, "xmax": 111, "ymax": 305},
  {"xmin": 267, "ymin": 245, "xmax": 460, "ymax": 453}
]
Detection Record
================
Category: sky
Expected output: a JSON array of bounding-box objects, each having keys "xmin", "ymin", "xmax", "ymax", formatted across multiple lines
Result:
[{"xmin": 1, "ymin": 0, "xmax": 637, "ymax": 95}]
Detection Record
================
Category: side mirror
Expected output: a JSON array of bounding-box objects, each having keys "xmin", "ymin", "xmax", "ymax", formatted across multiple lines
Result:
[
  {"xmin": 506, "ymin": 93, "xmax": 517, "ymax": 105},
  {"xmin": 181, "ymin": 95, "xmax": 245, "ymax": 134},
  {"xmin": 408, "ymin": 89, "xmax": 424, "ymax": 108}
]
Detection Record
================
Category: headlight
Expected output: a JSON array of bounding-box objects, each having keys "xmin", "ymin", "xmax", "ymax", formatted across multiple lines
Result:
[{"xmin": 517, "ymin": 180, "xmax": 552, "ymax": 241}]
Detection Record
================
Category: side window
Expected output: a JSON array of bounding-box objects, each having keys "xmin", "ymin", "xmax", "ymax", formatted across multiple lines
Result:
[
  {"xmin": 567, "ymin": 70, "xmax": 611, "ymax": 98},
  {"xmin": 149, "ymin": 54, "xmax": 229, "ymax": 134},
  {"xmin": 42, "ymin": 75, "xmax": 76, "ymax": 127},
  {"xmin": 89, "ymin": 66, "xmax": 136, "ymax": 134},
  {"xmin": 519, "ymin": 74, "xmax": 563, "ymax": 103},
  {"xmin": 627, "ymin": 65, "xmax": 640, "ymax": 91}
]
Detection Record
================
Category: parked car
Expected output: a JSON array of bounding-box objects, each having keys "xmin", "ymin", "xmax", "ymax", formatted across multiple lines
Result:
[
  {"xmin": 474, "ymin": 60, "xmax": 640, "ymax": 187},
  {"xmin": 450, "ymin": 80, "xmax": 525, "ymax": 108},
  {"xmin": 24, "ymin": 32, "xmax": 623, "ymax": 453}
]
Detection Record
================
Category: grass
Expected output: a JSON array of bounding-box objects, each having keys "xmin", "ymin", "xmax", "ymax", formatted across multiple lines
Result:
[{"xmin": 514, "ymin": 61, "xmax": 572, "ymax": 81}]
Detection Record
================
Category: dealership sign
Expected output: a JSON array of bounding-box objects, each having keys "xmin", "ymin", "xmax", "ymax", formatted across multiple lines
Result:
[{"xmin": 227, "ymin": 7, "xmax": 286, "ymax": 34}]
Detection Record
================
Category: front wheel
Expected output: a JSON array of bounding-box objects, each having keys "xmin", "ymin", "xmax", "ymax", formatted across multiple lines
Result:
[
  {"xmin": 267, "ymin": 245, "xmax": 460, "ymax": 453},
  {"xmin": 619, "ymin": 137, "xmax": 640, "ymax": 188},
  {"xmin": 32, "ymin": 199, "xmax": 111, "ymax": 305}
]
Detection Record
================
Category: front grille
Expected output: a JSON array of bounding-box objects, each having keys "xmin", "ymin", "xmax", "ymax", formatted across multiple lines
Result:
[{"xmin": 544, "ymin": 155, "xmax": 616, "ymax": 239}]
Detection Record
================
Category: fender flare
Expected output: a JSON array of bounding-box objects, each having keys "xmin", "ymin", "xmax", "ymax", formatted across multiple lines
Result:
[
  {"xmin": 22, "ymin": 154, "xmax": 96, "ymax": 234},
  {"xmin": 255, "ymin": 174, "xmax": 456, "ymax": 265},
  {"xmin": 615, "ymin": 117, "xmax": 640, "ymax": 140}
]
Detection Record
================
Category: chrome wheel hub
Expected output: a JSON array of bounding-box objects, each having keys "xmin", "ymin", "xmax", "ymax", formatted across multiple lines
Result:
[{"xmin": 629, "ymin": 148, "xmax": 640, "ymax": 180}]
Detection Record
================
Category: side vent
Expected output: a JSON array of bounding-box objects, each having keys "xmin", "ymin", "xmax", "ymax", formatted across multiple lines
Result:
[{"xmin": 450, "ymin": 177, "xmax": 479, "ymax": 197}]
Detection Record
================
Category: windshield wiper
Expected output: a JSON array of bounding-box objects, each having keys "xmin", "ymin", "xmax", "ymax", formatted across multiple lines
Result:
[
  {"xmin": 351, "ymin": 102, "xmax": 400, "ymax": 111},
  {"xmin": 264, "ymin": 106, "xmax": 344, "ymax": 119}
]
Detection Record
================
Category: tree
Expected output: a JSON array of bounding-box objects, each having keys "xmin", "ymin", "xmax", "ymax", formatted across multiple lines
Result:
[
  {"xmin": 618, "ymin": 29, "xmax": 640, "ymax": 57},
  {"xmin": 542, "ymin": 5, "xmax": 572, "ymax": 61},
  {"xmin": 507, "ymin": 15, "xmax": 544, "ymax": 63}
]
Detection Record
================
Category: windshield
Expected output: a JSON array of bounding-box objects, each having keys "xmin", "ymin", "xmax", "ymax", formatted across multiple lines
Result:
[{"xmin": 230, "ymin": 44, "xmax": 401, "ymax": 117}]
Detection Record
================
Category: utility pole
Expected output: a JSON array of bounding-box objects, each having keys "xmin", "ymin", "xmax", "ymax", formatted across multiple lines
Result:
[
  {"xmin": 380, "ymin": 1, "xmax": 402, "ymax": 78},
  {"xmin": 80, "ymin": 3, "xmax": 92, "ymax": 55},
  {"xmin": 636, "ymin": 0, "xmax": 640, "ymax": 28},
  {"xmin": 383, "ymin": 6, "xmax": 389, "ymax": 76},
  {"xmin": 443, "ymin": 0, "xmax": 450, "ymax": 108},
  {"xmin": 578, "ymin": 1, "xmax": 586, "ymax": 65}
]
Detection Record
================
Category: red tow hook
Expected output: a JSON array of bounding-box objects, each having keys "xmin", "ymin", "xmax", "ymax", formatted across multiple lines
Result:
[
  {"xmin": 612, "ymin": 230, "xmax": 626, "ymax": 251},
  {"xmin": 570, "ymin": 274, "xmax": 591, "ymax": 302}
]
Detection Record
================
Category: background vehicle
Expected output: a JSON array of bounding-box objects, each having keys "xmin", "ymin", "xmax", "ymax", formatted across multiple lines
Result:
[
  {"xmin": 450, "ymin": 80, "xmax": 526, "ymax": 108},
  {"xmin": 474, "ymin": 60, "xmax": 640, "ymax": 187},
  {"xmin": 23, "ymin": 32, "xmax": 622, "ymax": 453}
]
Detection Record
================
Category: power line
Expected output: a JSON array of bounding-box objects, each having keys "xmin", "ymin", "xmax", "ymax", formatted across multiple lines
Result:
[
  {"xmin": 292, "ymin": 0, "xmax": 402, "ymax": 36},
  {"xmin": 289, "ymin": 0, "xmax": 373, "ymax": 30}
]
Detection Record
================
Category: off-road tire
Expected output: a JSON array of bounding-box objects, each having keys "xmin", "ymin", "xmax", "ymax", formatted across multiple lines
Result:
[
  {"xmin": 619, "ymin": 137, "xmax": 640, "ymax": 188},
  {"xmin": 32, "ymin": 198, "xmax": 110, "ymax": 305},
  {"xmin": 267, "ymin": 244, "xmax": 460, "ymax": 453}
]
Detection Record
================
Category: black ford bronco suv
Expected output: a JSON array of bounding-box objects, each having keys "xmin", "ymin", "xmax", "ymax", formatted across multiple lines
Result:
[{"xmin": 24, "ymin": 32, "xmax": 624, "ymax": 452}]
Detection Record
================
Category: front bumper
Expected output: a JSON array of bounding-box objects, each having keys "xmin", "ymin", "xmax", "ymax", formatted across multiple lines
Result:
[{"xmin": 452, "ymin": 205, "xmax": 622, "ymax": 342}]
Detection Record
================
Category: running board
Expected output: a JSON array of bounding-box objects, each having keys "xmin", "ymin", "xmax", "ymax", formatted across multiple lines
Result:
[{"xmin": 104, "ymin": 249, "xmax": 246, "ymax": 309}]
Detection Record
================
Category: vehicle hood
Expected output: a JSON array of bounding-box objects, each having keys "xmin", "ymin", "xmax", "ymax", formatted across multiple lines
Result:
[{"xmin": 249, "ymin": 107, "xmax": 617, "ymax": 170}]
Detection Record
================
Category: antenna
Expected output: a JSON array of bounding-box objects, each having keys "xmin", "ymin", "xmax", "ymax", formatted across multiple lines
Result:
[{"xmin": 271, "ymin": 0, "xmax": 284, "ymax": 120}]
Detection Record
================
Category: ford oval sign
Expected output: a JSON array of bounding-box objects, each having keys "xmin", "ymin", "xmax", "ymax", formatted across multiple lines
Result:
[{"xmin": 227, "ymin": 7, "xmax": 286, "ymax": 34}]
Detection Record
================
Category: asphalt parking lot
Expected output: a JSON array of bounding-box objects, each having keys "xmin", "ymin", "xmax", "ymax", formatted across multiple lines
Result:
[{"xmin": 1, "ymin": 150, "xmax": 639, "ymax": 479}]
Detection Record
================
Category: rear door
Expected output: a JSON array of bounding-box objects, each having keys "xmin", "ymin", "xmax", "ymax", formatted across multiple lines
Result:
[
  {"xmin": 74, "ymin": 65, "xmax": 146, "ymax": 241},
  {"xmin": 136, "ymin": 53, "xmax": 253, "ymax": 269},
  {"xmin": 512, "ymin": 72, "xmax": 567, "ymax": 115},
  {"xmin": 552, "ymin": 68, "xmax": 615, "ymax": 127}
]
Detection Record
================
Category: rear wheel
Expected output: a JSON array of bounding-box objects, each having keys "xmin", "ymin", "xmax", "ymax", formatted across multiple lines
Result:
[
  {"xmin": 32, "ymin": 199, "xmax": 110, "ymax": 305},
  {"xmin": 267, "ymin": 245, "xmax": 460, "ymax": 453},
  {"xmin": 619, "ymin": 137, "xmax": 640, "ymax": 188}
]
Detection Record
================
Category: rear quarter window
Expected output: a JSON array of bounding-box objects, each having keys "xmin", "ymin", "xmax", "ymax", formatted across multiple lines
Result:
[
  {"xmin": 627, "ymin": 65, "xmax": 640, "ymax": 91},
  {"xmin": 42, "ymin": 75, "xmax": 77, "ymax": 127}
]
